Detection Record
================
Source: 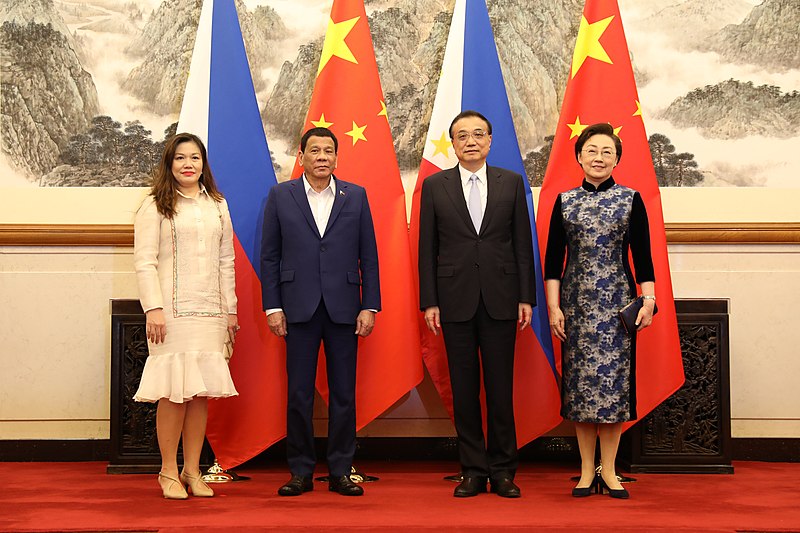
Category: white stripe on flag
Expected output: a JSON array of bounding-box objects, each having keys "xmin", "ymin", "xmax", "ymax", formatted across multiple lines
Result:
[
  {"xmin": 177, "ymin": 0, "xmax": 213, "ymax": 143},
  {"xmin": 421, "ymin": 0, "xmax": 466, "ymax": 169}
]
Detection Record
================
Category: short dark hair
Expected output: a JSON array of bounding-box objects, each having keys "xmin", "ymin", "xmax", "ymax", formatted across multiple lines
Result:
[
  {"xmin": 574, "ymin": 123, "xmax": 622, "ymax": 163},
  {"xmin": 449, "ymin": 110, "xmax": 493, "ymax": 139},
  {"xmin": 300, "ymin": 127, "xmax": 338, "ymax": 153}
]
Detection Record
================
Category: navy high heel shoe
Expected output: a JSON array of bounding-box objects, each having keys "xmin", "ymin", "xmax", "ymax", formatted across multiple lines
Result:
[
  {"xmin": 571, "ymin": 474, "xmax": 599, "ymax": 497},
  {"xmin": 598, "ymin": 474, "xmax": 629, "ymax": 499}
]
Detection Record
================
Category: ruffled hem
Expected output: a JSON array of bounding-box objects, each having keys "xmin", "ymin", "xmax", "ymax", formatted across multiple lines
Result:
[{"xmin": 133, "ymin": 351, "xmax": 238, "ymax": 404}]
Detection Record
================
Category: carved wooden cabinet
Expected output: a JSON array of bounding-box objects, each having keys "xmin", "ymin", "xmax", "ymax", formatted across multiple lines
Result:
[
  {"xmin": 108, "ymin": 300, "xmax": 163, "ymax": 473},
  {"xmin": 622, "ymin": 299, "xmax": 733, "ymax": 473}
]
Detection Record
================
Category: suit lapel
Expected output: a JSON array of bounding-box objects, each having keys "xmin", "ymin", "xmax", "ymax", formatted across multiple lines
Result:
[
  {"xmin": 289, "ymin": 179, "xmax": 322, "ymax": 239},
  {"xmin": 442, "ymin": 166, "xmax": 477, "ymax": 235},
  {"xmin": 480, "ymin": 165, "xmax": 505, "ymax": 234},
  {"xmin": 324, "ymin": 177, "xmax": 348, "ymax": 235}
]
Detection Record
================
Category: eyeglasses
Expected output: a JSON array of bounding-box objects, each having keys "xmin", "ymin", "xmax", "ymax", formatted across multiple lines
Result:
[
  {"xmin": 454, "ymin": 129, "xmax": 488, "ymax": 143},
  {"xmin": 582, "ymin": 148, "xmax": 616, "ymax": 160}
]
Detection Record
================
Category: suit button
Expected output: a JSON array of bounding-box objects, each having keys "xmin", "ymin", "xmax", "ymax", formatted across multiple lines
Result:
[
  {"xmin": 321, "ymin": 246, "xmax": 326, "ymax": 252},
  {"xmin": 474, "ymin": 263, "xmax": 479, "ymax": 268}
]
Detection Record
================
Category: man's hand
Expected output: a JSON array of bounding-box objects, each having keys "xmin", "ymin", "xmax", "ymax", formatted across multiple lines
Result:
[
  {"xmin": 266, "ymin": 310, "xmax": 287, "ymax": 337},
  {"xmin": 518, "ymin": 303, "xmax": 532, "ymax": 330},
  {"xmin": 355, "ymin": 310, "xmax": 376, "ymax": 337},
  {"xmin": 424, "ymin": 306, "xmax": 441, "ymax": 335}
]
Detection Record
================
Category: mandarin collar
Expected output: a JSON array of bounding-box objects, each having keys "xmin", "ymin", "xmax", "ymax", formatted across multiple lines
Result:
[
  {"xmin": 176, "ymin": 184, "xmax": 208, "ymax": 200},
  {"xmin": 582, "ymin": 177, "xmax": 615, "ymax": 193}
]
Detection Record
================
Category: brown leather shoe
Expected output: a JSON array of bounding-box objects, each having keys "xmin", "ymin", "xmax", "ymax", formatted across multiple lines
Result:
[
  {"xmin": 328, "ymin": 475, "xmax": 364, "ymax": 496},
  {"xmin": 490, "ymin": 477, "xmax": 521, "ymax": 498},
  {"xmin": 454, "ymin": 476, "xmax": 488, "ymax": 497},
  {"xmin": 278, "ymin": 474, "xmax": 314, "ymax": 496}
]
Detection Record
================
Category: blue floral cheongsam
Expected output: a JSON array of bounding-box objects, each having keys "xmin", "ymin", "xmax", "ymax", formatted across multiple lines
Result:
[{"xmin": 545, "ymin": 178, "xmax": 654, "ymax": 423}]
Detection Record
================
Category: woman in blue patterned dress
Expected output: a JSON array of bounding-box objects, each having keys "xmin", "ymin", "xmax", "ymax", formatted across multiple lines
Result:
[{"xmin": 544, "ymin": 123, "xmax": 656, "ymax": 499}]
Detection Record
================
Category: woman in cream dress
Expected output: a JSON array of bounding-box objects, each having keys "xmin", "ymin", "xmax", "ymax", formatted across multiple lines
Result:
[{"xmin": 133, "ymin": 133, "xmax": 238, "ymax": 499}]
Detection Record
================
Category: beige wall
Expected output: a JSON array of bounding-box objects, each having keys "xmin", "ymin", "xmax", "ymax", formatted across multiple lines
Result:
[{"xmin": 1, "ymin": 187, "xmax": 798, "ymax": 440}]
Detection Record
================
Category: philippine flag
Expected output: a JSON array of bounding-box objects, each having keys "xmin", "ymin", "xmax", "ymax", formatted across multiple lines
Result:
[
  {"xmin": 176, "ymin": 0, "xmax": 286, "ymax": 468},
  {"xmin": 409, "ymin": 0, "xmax": 562, "ymax": 444}
]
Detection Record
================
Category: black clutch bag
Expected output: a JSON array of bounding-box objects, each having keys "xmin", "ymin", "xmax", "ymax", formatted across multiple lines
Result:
[{"xmin": 619, "ymin": 296, "xmax": 658, "ymax": 335}]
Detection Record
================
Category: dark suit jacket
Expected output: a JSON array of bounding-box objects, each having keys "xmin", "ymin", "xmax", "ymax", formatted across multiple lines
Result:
[
  {"xmin": 418, "ymin": 165, "xmax": 535, "ymax": 322},
  {"xmin": 261, "ymin": 177, "xmax": 380, "ymax": 324}
]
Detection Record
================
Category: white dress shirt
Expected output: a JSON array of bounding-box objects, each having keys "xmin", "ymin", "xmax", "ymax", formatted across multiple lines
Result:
[
  {"xmin": 458, "ymin": 163, "xmax": 488, "ymax": 215},
  {"xmin": 303, "ymin": 174, "xmax": 336, "ymax": 237}
]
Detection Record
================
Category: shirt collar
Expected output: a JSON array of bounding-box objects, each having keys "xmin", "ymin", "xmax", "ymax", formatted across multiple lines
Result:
[
  {"xmin": 176, "ymin": 184, "xmax": 208, "ymax": 199},
  {"xmin": 302, "ymin": 174, "xmax": 336, "ymax": 196},
  {"xmin": 582, "ymin": 176, "xmax": 615, "ymax": 192},
  {"xmin": 458, "ymin": 163, "xmax": 487, "ymax": 185}
]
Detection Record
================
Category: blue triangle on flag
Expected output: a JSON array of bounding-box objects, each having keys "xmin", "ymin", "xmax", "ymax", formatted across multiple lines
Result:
[
  {"xmin": 208, "ymin": 0, "xmax": 277, "ymax": 273},
  {"xmin": 461, "ymin": 0, "xmax": 557, "ymax": 375}
]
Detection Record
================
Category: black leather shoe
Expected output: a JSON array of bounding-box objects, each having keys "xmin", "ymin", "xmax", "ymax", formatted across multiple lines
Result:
[
  {"xmin": 454, "ymin": 476, "xmax": 488, "ymax": 497},
  {"xmin": 278, "ymin": 474, "xmax": 313, "ymax": 496},
  {"xmin": 490, "ymin": 477, "xmax": 521, "ymax": 498},
  {"xmin": 329, "ymin": 475, "xmax": 364, "ymax": 496}
]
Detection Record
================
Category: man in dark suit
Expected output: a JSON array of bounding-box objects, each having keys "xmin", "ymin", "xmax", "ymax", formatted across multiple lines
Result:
[
  {"xmin": 418, "ymin": 110, "xmax": 535, "ymax": 498},
  {"xmin": 261, "ymin": 127, "xmax": 380, "ymax": 497}
]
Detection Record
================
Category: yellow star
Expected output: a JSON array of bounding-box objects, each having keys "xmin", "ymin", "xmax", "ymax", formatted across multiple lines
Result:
[
  {"xmin": 613, "ymin": 125, "xmax": 623, "ymax": 136},
  {"xmin": 378, "ymin": 100, "xmax": 388, "ymax": 119},
  {"xmin": 633, "ymin": 100, "xmax": 642, "ymax": 117},
  {"xmin": 318, "ymin": 16, "xmax": 360, "ymax": 75},
  {"xmin": 567, "ymin": 116, "xmax": 588, "ymax": 139},
  {"xmin": 311, "ymin": 113, "xmax": 333, "ymax": 129},
  {"xmin": 430, "ymin": 131, "xmax": 452, "ymax": 158},
  {"xmin": 345, "ymin": 121, "xmax": 367, "ymax": 146},
  {"xmin": 571, "ymin": 15, "xmax": 614, "ymax": 78}
]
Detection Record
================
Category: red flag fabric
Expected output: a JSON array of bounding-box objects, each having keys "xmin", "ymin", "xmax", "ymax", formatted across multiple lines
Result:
[
  {"xmin": 537, "ymin": 0, "xmax": 684, "ymax": 425},
  {"xmin": 291, "ymin": 0, "xmax": 423, "ymax": 428}
]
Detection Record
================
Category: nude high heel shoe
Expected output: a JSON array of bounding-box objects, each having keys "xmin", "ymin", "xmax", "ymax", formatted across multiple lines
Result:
[
  {"xmin": 158, "ymin": 472, "xmax": 188, "ymax": 500},
  {"xmin": 180, "ymin": 471, "xmax": 214, "ymax": 497}
]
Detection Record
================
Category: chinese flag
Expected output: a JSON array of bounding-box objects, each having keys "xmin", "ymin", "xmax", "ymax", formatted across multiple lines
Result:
[
  {"xmin": 536, "ymin": 0, "xmax": 684, "ymax": 425},
  {"xmin": 291, "ymin": 0, "xmax": 423, "ymax": 428}
]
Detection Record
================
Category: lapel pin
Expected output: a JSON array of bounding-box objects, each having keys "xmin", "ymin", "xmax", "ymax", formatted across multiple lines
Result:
[{"xmin": 339, "ymin": 190, "xmax": 345, "ymax": 196}]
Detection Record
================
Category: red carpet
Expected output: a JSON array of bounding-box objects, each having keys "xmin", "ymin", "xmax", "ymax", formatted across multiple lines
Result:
[{"xmin": 1, "ymin": 461, "xmax": 799, "ymax": 532}]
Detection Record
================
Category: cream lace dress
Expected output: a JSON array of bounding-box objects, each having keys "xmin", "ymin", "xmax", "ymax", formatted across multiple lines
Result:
[{"xmin": 133, "ymin": 189, "xmax": 238, "ymax": 403}]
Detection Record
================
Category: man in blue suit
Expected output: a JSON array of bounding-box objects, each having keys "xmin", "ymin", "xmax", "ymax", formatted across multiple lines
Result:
[{"xmin": 261, "ymin": 127, "xmax": 380, "ymax": 497}]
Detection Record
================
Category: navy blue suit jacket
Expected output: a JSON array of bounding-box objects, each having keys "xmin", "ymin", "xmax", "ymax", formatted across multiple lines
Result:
[{"xmin": 260, "ymin": 176, "xmax": 380, "ymax": 324}]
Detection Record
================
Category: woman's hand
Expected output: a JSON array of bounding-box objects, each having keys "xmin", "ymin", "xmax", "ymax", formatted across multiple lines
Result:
[
  {"xmin": 227, "ymin": 314, "xmax": 240, "ymax": 342},
  {"xmin": 549, "ymin": 307, "xmax": 566, "ymax": 341},
  {"xmin": 146, "ymin": 309, "xmax": 166, "ymax": 344},
  {"xmin": 636, "ymin": 302, "xmax": 655, "ymax": 331}
]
